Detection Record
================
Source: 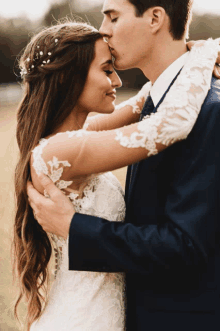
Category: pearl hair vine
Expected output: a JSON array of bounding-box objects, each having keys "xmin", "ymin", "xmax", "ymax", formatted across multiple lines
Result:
[{"xmin": 20, "ymin": 38, "xmax": 59, "ymax": 78}]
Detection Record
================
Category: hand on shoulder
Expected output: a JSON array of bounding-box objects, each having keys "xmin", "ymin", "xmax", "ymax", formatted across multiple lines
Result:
[{"xmin": 27, "ymin": 173, "xmax": 75, "ymax": 239}]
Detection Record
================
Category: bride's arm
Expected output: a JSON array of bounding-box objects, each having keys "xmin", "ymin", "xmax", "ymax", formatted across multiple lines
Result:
[
  {"xmin": 83, "ymin": 83, "xmax": 150, "ymax": 131},
  {"xmin": 34, "ymin": 39, "xmax": 219, "ymax": 180}
]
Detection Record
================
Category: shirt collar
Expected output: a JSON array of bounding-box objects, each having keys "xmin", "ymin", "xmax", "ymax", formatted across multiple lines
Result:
[{"xmin": 150, "ymin": 52, "xmax": 190, "ymax": 107}]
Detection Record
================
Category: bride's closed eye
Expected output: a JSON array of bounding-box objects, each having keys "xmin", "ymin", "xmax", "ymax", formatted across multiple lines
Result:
[{"xmin": 105, "ymin": 70, "xmax": 113, "ymax": 75}]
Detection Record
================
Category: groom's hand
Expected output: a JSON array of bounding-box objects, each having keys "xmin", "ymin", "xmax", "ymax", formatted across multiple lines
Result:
[
  {"xmin": 27, "ymin": 174, "xmax": 75, "ymax": 239},
  {"xmin": 187, "ymin": 39, "xmax": 220, "ymax": 79}
]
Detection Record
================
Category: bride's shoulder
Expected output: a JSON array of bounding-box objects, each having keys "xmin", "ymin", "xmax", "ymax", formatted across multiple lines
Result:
[
  {"xmin": 30, "ymin": 129, "xmax": 90, "ymax": 193},
  {"xmin": 30, "ymin": 138, "xmax": 50, "ymax": 194}
]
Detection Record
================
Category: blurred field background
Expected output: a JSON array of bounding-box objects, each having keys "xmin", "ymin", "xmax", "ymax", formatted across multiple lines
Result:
[{"xmin": 0, "ymin": 0, "xmax": 220, "ymax": 330}]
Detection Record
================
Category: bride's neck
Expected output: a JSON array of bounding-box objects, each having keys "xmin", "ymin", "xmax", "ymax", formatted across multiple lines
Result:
[{"xmin": 53, "ymin": 110, "xmax": 88, "ymax": 135}]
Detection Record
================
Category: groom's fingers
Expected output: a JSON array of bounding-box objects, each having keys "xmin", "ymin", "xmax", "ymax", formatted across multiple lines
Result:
[
  {"xmin": 37, "ymin": 173, "xmax": 64, "ymax": 201},
  {"xmin": 27, "ymin": 181, "xmax": 48, "ymax": 213},
  {"xmin": 27, "ymin": 181, "xmax": 42, "ymax": 205}
]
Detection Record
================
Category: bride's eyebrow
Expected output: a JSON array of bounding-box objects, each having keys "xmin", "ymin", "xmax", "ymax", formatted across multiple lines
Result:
[{"xmin": 101, "ymin": 59, "xmax": 113, "ymax": 66}]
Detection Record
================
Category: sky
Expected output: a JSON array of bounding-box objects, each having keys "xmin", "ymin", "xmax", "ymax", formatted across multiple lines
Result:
[{"xmin": 0, "ymin": 0, "xmax": 220, "ymax": 21}]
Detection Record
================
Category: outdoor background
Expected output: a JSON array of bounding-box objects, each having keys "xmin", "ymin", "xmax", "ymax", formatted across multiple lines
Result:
[{"xmin": 0, "ymin": 0, "xmax": 220, "ymax": 330}]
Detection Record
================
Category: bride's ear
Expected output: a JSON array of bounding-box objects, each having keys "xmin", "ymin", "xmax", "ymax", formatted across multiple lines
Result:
[{"xmin": 144, "ymin": 7, "xmax": 166, "ymax": 34}]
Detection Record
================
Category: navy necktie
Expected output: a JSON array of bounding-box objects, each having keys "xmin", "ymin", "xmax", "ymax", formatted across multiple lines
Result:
[
  {"xmin": 126, "ymin": 69, "xmax": 183, "ymax": 203},
  {"xmin": 139, "ymin": 94, "xmax": 155, "ymax": 121},
  {"xmin": 128, "ymin": 95, "xmax": 155, "ymax": 201}
]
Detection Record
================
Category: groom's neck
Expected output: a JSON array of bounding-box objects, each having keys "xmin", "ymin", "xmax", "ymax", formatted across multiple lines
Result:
[{"xmin": 141, "ymin": 37, "xmax": 188, "ymax": 84}]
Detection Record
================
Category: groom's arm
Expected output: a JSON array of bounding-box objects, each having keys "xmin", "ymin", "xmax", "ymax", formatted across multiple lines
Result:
[{"xmin": 69, "ymin": 210, "xmax": 204, "ymax": 274}]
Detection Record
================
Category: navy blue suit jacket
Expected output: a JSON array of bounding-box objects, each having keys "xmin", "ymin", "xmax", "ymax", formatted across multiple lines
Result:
[{"xmin": 69, "ymin": 77, "xmax": 220, "ymax": 330}]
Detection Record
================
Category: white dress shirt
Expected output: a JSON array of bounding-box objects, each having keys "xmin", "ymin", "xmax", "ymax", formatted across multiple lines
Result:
[{"xmin": 150, "ymin": 52, "xmax": 190, "ymax": 107}]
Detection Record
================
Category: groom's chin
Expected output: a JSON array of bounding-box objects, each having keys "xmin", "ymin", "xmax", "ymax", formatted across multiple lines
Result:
[
  {"xmin": 113, "ymin": 58, "xmax": 134, "ymax": 71},
  {"xmin": 114, "ymin": 61, "xmax": 130, "ymax": 71}
]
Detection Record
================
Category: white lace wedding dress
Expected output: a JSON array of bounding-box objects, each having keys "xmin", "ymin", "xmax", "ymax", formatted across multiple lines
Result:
[
  {"xmin": 30, "ymin": 39, "xmax": 219, "ymax": 331},
  {"xmin": 30, "ymin": 164, "xmax": 126, "ymax": 331}
]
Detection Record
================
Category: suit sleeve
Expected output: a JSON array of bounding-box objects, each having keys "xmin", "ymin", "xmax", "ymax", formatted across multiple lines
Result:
[
  {"xmin": 68, "ymin": 212, "xmax": 205, "ymax": 274},
  {"xmin": 68, "ymin": 92, "xmax": 220, "ymax": 274}
]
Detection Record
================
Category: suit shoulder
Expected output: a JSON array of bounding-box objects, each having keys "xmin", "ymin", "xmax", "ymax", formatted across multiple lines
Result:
[
  {"xmin": 211, "ymin": 76, "xmax": 220, "ymax": 91},
  {"xmin": 207, "ymin": 77, "xmax": 220, "ymax": 104}
]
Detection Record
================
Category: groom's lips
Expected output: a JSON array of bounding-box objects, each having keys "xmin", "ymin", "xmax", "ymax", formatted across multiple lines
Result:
[
  {"xmin": 109, "ymin": 47, "xmax": 116, "ymax": 62},
  {"xmin": 109, "ymin": 46, "xmax": 115, "ymax": 54}
]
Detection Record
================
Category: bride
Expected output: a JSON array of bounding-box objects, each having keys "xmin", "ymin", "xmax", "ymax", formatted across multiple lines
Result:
[{"xmin": 13, "ymin": 21, "xmax": 219, "ymax": 331}]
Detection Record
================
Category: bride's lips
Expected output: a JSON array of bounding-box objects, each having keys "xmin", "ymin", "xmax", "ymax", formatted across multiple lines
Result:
[{"xmin": 106, "ymin": 91, "xmax": 116, "ymax": 100}]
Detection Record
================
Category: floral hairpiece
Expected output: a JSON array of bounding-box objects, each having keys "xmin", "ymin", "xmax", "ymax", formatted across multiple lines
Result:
[{"xmin": 20, "ymin": 38, "xmax": 59, "ymax": 78}]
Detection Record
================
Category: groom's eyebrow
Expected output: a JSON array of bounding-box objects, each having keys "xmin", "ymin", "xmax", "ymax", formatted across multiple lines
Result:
[{"xmin": 102, "ymin": 9, "xmax": 119, "ymax": 16}]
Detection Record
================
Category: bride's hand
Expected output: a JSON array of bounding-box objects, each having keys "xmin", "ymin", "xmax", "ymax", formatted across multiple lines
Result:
[{"xmin": 187, "ymin": 39, "xmax": 220, "ymax": 79}]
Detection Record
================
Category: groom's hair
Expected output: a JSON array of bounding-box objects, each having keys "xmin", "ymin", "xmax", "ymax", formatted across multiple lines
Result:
[{"xmin": 128, "ymin": 0, "xmax": 193, "ymax": 40}]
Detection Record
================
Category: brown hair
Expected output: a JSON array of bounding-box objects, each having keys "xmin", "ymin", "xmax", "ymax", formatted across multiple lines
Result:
[
  {"xmin": 13, "ymin": 21, "xmax": 102, "ymax": 330},
  {"xmin": 128, "ymin": 0, "xmax": 193, "ymax": 40}
]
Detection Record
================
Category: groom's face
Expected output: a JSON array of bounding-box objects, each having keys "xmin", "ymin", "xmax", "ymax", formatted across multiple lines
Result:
[{"xmin": 100, "ymin": 0, "xmax": 153, "ymax": 71}]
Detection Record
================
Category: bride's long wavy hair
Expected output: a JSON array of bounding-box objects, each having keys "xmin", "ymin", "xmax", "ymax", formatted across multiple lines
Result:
[{"xmin": 13, "ymin": 21, "xmax": 102, "ymax": 330}]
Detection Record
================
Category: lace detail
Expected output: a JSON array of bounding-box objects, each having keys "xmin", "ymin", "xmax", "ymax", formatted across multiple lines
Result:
[
  {"xmin": 115, "ymin": 39, "xmax": 220, "ymax": 154},
  {"xmin": 31, "ymin": 134, "xmax": 126, "ymax": 330},
  {"xmin": 32, "ymin": 139, "xmax": 49, "ymax": 176},
  {"xmin": 115, "ymin": 81, "xmax": 152, "ymax": 114}
]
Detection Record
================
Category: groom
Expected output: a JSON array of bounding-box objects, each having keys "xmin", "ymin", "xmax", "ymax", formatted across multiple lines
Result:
[{"xmin": 27, "ymin": 0, "xmax": 220, "ymax": 330}]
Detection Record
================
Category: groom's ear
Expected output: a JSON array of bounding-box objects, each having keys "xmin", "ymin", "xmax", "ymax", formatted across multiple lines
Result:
[{"xmin": 144, "ymin": 7, "xmax": 167, "ymax": 34}]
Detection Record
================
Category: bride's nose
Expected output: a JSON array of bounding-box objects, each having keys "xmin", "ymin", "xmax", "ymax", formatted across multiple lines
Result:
[{"xmin": 112, "ymin": 71, "xmax": 122, "ymax": 89}]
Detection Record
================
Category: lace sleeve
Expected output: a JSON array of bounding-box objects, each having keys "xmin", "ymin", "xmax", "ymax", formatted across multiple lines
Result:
[
  {"xmin": 115, "ymin": 39, "xmax": 220, "ymax": 155},
  {"xmin": 32, "ymin": 137, "xmax": 79, "ymax": 276},
  {"xmin": 33, "ymin": 39, "xmax": 219, "ymax": 179},
  {"xmin": 32, "ymin": 137, "xmax": 75, "ymax": 196},
  {"xmin": 115, "ymin": 81, "xmax": 152, "ymax": 114}
]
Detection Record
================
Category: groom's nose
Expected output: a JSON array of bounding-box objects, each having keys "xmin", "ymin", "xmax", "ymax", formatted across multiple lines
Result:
[{"xmin": 99, "ymin": 19, "xmax": 112, "ymax": 39}]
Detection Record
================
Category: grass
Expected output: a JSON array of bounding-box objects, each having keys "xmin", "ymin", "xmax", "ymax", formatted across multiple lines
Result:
[{"xmin": 0, "ymin": 88, "xmax": 137, "ymax": 330}]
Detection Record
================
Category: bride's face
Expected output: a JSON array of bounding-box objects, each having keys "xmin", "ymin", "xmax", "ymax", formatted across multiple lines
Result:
[{"xmin": 75, "ymin": 38, "xmax": 122, "ymax": 114}]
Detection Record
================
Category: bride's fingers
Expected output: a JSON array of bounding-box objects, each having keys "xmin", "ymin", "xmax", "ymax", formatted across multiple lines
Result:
[
  {"xmin": 213, "ymin": 38, "xmax": 220, "ymax": 78},
  {"xmin": 186, "ymin": 38, "xmax": 220, "ymax": 79},
  {"xmin": 186, "ymin": 40, "xmax": 206, "ymax": 50},
  {"xmin": 186, "ymin": 40, "xmax": 196, "ymax": 50},
  {"xmin": 214, "ymin": 64, "xmax": 220, "ymax": 79},
  {"xmin": 187, "ymin": 39, "xmax": 220, "ymax": 52},
  {"xmin": 216, "ymin": 50, "xmax": 220, "ymax": 65}
]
